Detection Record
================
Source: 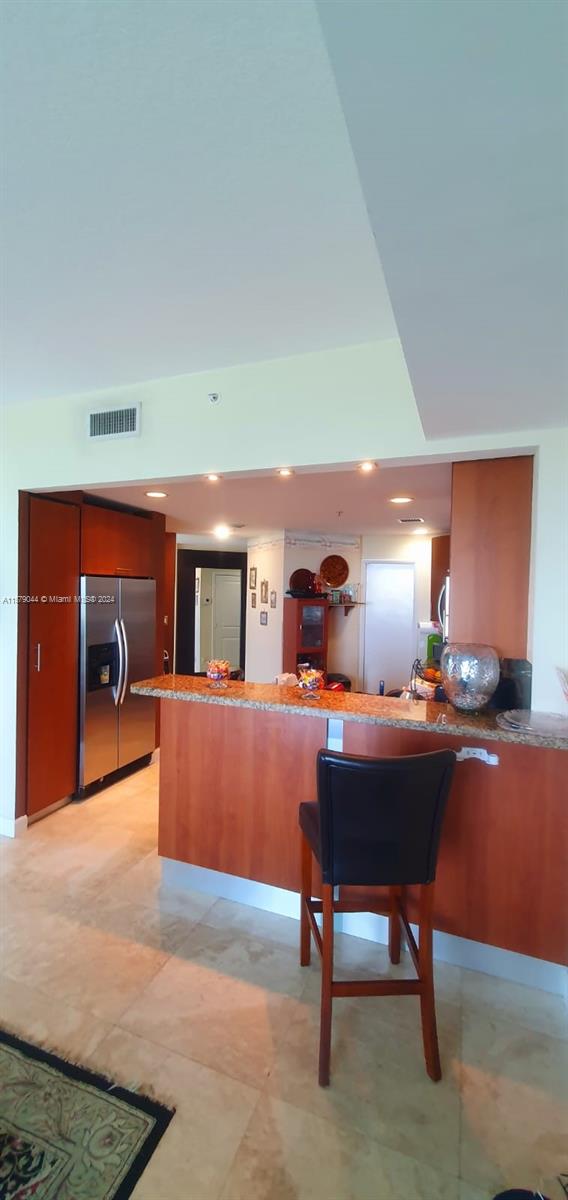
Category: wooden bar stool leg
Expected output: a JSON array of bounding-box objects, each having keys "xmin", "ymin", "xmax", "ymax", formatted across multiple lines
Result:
[
  {"xmin": 300, "ymin": 833, "xmax": 312, "ymax": 966},
  {"xmin": 388, "ymin": 885, "xmax": 401, "ymax": 964},
  {"xmin": 418, "ymin": 884, "xmax": 441, "ymax": 1082},
  {"xmin": 318, "ymin": 883, "xmax": 334, "ymax": 1087}
]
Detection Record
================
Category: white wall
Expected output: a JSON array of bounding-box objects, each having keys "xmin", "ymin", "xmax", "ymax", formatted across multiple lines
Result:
[
  {"xmin": 283, "ymin": 534, "xmax": 362, "ymax": 688},
  {"xmin": 528, "ymin": 437, "xmax": 568, "ymax": 711},
  {"xmin": 361, "ymin": 533, "xmax": 432, "ymax": 623},
  {"xmin": 194, "ymin": 566, "xmax": 202, "ymax": 670},
  {"xmin": 244, "ymin": 535, "xmax": 285, "ymax": 683},
  {"xmin": 1, "ymin": 336, "xmax": 567, "ymax": 823},
  {"xmin": 360, "ymin": 533, "xmax": 432, "ymax": 689}
]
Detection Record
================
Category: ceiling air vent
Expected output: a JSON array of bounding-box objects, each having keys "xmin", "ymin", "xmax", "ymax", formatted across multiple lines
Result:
[
  {"xmin": 398, "ymin": 516, "xmax": 425, "ymax": 525},
  {"xmin": 88, "ymin": 403, "xmax": 141, "ymax": 440}
]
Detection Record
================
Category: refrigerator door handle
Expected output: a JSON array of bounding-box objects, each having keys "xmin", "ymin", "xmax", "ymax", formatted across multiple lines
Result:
[
  {"xmin": 443, "ymin": 575, "xmax": 450, "ymax": 640},
  {"xmin": 114, "ymin": 618, "xmax": 124, "ymax": 707},
  {"xmin": 119, "ymin": 618, "xmax": 129, "ymax": 705},
  {"xmin": 437, "ymin": 582, "xmax": 446, "ymax": 628}
]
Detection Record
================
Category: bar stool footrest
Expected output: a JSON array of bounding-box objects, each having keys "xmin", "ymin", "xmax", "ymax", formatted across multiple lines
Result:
[{"xmin": 332, "ymin": 979, "xmax": 421, "ymax": 998}]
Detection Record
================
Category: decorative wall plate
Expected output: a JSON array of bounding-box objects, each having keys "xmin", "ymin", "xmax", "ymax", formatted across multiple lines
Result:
[
  {"xmin": 320, "ymin": 555, "xmax": 349, "ymax": 588},
  {"xmin": 289, "ymin": 569, "xmax": 315, "ymax": 593}
]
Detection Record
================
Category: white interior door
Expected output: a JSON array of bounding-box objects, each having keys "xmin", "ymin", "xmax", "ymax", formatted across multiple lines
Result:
[
  {"xmin": 194, "ymin": 567, "xmax": 202, "ymax": 671},
  {"xmin": 212, "ymin": 570, "xmax": 241, "ymax": 667},
  {"xmin": 363, "ymin": 561, "xmax": 415, "ymax": 694}
]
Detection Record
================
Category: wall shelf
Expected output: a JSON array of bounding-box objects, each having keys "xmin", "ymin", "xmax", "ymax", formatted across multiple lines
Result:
[{"xmin": 328, "ymin": 602, "xmax": 362, "ymax": 616}]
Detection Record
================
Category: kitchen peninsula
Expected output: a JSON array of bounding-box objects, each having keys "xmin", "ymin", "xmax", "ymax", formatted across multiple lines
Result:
[{"xmin": 132, "ymin": 675, "xmax": 568, "ymax": 972}]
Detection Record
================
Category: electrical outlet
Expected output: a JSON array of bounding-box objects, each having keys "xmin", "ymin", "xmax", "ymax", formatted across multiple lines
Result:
[{"xmin": 456, "ymin": 747, "xmax": 499, "ymax": 766}]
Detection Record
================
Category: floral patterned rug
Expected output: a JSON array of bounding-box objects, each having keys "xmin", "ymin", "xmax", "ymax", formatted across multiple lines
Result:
[{"xmin": 0, "ymin": 1028, "xmax": 174, "ymax": 1199}]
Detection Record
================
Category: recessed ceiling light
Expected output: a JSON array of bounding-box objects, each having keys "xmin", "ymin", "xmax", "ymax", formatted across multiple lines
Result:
[
  {"xmin": 358, "ymin": 461, "xmax": 376, "ymax": 473},
  {"xmin": 206, "ymin": 473, "xmax": 221, "ymax": 482},
  {"xmin": 145, "ymin": 490, "xmax": 167, "ymax": 498},
  {"xmin": 213, "ymin": 523, "xmax": 231, "ymax": 540},
  {"xmin": 277, "ymin": 468, "xmax": 293, "ymax": 477},
  {"xmin": 413, "ymin": 526, "xmax": 429, "ymax": 535},
  {"xmin": 389, "ymin": 496, "xmax": 414, "ymax": 504}
]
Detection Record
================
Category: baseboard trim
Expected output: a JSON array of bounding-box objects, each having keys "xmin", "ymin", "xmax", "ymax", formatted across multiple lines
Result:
[
  {"xmin": 337, "ymin": 911, "xmax": 567, "ymax": 998},
  {"xmin": 162, "ymin": 857, "xmax": 567, "ymax": 997},
  {"xmin": 0, "ymin": 814, "xmax": 28, "ymax": 839},
  {"xmin": 27, "ymin": 797, "xmax": 71, "ymax": 825}
]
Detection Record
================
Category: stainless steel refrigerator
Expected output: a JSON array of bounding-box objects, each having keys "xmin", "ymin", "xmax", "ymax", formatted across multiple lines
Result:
[{"xmin": 79, "ymin": 576, "xmax": 156, "ymax": 789}]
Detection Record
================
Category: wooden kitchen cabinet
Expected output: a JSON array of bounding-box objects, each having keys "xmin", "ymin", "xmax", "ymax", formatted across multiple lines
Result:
[
  {"xmin": 27, "ymin": 497, "xmax": 81, "ymax": 817},
  {"xmin": 81, "ymin": 503, "xmax": 155, "ymax": 577},
  {"xmin": 17, "ymin": 493, "xmax": 166, "ymax": 820},
  {"xmin": 283, "ymin": 598, "xmax": 329, "ymax": 675},
  {"xmin": 449, "ymin": 457, "xmax": 533, "ymax": 657}
]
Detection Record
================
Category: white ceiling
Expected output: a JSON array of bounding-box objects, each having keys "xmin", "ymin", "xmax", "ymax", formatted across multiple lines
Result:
[
  {"xmin": 317, "ymin": 0, "xmax": 568, "ymax": 436},
  {"xmin": 3, "ymin": 0, "xmax": 566, "ymax": 441},
  {"xmin": 1, "ymin": 0, "xmax": 396, "ymax": 406},
  {"xmin": 86, "ymin": 461, "xmax": 451, "ymax": 539}
]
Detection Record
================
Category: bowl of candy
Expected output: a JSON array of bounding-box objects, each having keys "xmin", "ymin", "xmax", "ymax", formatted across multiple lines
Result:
[
  {"xmin": 298, "ymin": 667, "xmax": 325, "ymax": 691},
  {"xmin": 207, "ymin": 659, "xmax": 231, "ymax": 685}
]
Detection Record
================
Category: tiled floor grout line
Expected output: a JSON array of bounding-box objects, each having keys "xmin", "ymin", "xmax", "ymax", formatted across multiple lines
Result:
[
  {"xmin": 4, "ymin": 770, "xmax": 566, "ymax": 1199},
  {"xmin": 102, "ymin": 1016, "xmax": 267, "ymax": 1100},
  {"xmin": 251, "ymin": 1078, "xmax": 464, "ymax": 1197},
  {"xmin": 211, "ymin": 1090, "xmax": 266, "ymax": 1200},
  {"xmin": 454, "ymin": 971, "xmax": 467, "ymax": 1188}
]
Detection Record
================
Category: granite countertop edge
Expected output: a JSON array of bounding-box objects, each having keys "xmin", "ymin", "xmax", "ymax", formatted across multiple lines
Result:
[{"xmin": 131, "ymin": 679, "xmax": 568, "ymax": 751}]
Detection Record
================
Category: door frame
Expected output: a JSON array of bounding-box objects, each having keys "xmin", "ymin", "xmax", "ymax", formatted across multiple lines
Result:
[
  {"xmin": 175, "ymin": 549, "xmax": 247, "ymax": 674},
  {"xmin": 360, "ymin": 559, "xmax": 416, "ymax": 694},
  {"xmin": 210, "ymin": 568, "xmax": 243, "ymax": 667},
  {"xmin": 16, "ymin": 491, "xmax": 83, "ymax": 820}
]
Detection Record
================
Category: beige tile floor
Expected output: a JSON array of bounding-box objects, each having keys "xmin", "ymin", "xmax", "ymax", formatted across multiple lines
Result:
[{"xmin": 1, "ymin": 760, "xmax": 566, "ymax": 1200}]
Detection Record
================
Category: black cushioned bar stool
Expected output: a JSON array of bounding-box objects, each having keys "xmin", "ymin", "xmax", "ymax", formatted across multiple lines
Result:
[{"xmin": 299, "ymin": 747, "xmax": 456, "ymax": 1087}]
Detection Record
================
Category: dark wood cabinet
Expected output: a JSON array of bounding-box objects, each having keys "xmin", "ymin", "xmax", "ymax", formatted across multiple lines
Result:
[
  {"xmin": 81, "ymin": 503, "xmax": 155, "ymax": 577},
  {"xmin": 283, "ymin": 598, "xmax": 329, "ymax": 675},
  {"xmin": 449, "ymin": 457, "xmax": 533, "ymax": 657},
  {"xmin": 27, "ymin": 497, "xmax": 81, "ymax": 817},
  {"xmin": 17, "ymin": 493, "xmax": 166, "ymax": 819}
]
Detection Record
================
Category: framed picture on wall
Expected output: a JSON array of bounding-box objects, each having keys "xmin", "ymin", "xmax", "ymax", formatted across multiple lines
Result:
[
  {"xmin": 270, "ymin": 590, "xmax": 277, "ymax": 608},
  {"xmin": 251, "ymin": 592, "xmax": 257, "ymax": 608},
  {"xmin": 249, "ymin": 567, "xmax": 257, "ymax": 590},
  {"xmin": 260, "ymin": 610, "xmax": 268, "ymax": 626},
  {"xmin": 260, "ymin": 579, "xmax": 269, "ymax": 604}
]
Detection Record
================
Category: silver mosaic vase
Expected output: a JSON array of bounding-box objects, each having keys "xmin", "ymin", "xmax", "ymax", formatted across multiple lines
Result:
[{"xmin": 440, "ymin": 643, "xmax": 500, "ymax": 713}]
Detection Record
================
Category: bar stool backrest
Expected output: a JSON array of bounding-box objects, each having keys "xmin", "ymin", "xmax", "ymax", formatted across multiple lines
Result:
[{"xmin": 316, "ymin": 748, "xmax": 456, "ymax": 887}]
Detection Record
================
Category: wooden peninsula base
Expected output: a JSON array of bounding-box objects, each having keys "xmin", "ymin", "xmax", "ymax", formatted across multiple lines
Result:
[{"xmin": 131, "ymin": 677, "xmax": 568, "ymax": 970}]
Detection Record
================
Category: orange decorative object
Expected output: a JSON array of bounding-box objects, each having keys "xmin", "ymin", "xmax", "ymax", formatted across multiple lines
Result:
[
  {"xmin": 207, "ymin": 659, "xmax": 230, "ymax": 681},
  {"xmin": 320, "ymin": 555, "xmax": 349, "ymax": 588},
  {"xmin": 298, "ymin": 667, "xmax": 325, "ymax": 690}
]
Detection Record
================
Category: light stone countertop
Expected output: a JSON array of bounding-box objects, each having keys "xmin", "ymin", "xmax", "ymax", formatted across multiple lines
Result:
[{"xmin": 131, "ymin": 674, "xmax": 568, "ymax": 751}]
